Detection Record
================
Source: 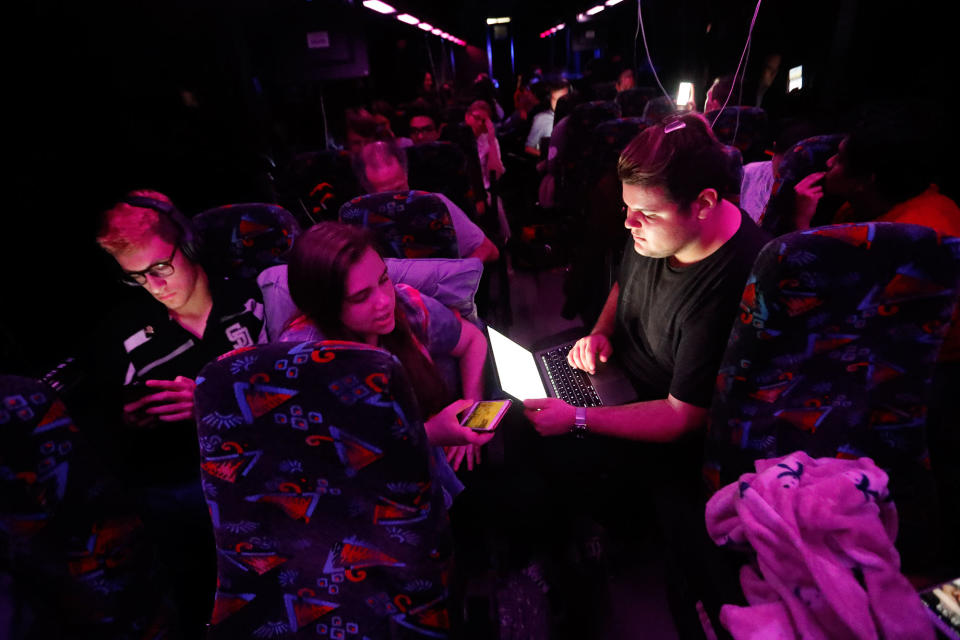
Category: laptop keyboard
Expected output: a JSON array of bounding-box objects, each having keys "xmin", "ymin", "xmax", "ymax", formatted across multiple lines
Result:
[{"xmin": 540, "ymin": 345, "xmax": 602, "ymax": 407}]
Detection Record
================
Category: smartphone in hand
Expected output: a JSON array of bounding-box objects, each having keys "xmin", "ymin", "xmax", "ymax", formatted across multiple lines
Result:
[{"xmin": 459, "ymin": 400, "xmax": 512, "ymax": 433}]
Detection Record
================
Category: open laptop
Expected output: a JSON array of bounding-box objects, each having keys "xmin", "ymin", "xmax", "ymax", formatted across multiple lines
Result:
[{"xmin": 486, "ymin": 326, "xmax": 638, "ymax": 407}]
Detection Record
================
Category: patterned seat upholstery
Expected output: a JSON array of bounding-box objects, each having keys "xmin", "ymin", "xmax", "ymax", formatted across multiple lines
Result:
[
  {"xmin": 759, "ymin": 134, "xmax": 844, "ymax": 237},
  {"xmin": 194, "ymin": 341, "xmax": 452, "ymax": 639},
  {"xmin": 194, "ymin": 203, "xmax": 302, "ymax": 280},
  {"xmin": 277, "ymin": 150, "xmax": 363, "ymax": 227},
  {"xmin": 705, "ymin": 106, "xmax": 769, "ymax": 163},
  {"xmin": 406, "ymin": 141, "xmax": 479, "ymax": 219},
  {"xmin": 0, "ymin": 375, "xmax": 175, "ymax": 637},
  {"xmin": 339, "ymin": 190, "xmax": 460, "ymax": 259},
  {"xmin": 704, "ymin": 223, "xmax": 960, "ymax": 502}
]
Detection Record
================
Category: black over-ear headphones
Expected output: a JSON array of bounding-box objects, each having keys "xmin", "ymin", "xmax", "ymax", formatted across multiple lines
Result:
[{"xmin": 122, "ymin": 195, "xmax": 203, "ymax": 263}]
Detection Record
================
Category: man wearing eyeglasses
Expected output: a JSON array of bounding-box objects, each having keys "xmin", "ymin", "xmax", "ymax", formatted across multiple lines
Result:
[{"xmin": 90, "ymin": 189, "xmax": 264, "ymax": 637}]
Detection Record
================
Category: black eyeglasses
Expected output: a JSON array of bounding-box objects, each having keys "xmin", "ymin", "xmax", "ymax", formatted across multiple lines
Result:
[{"xmin": 121, "ymin": 245, "xmax": 178, "ymax": 286}]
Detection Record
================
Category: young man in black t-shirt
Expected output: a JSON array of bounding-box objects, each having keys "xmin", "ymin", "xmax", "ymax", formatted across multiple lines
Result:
[
  {"xmin": 523, "ymin": 113, "xmax": 769, "ymax": 638},
  {"xmin": 90, "ymin": 190, "xmax": 265, "ymax": 638},
  {"xmin": 524, "ymin": 112, "xmax": 768, "ymax": 443}
]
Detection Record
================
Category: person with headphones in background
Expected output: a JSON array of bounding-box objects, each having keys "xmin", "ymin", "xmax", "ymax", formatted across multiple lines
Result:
[{"xmin": 88, "ymin": 189, "xmax": 265, "ymax": 637}]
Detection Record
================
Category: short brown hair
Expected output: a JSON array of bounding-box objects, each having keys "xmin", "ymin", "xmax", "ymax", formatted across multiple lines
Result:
[
  {"xmin": 95, "ymin": 190, "xmax": 181, "ymax": 257},
  {"xmin": 617, "ymin": 112, "xmax": 734, "ymax": 208}
]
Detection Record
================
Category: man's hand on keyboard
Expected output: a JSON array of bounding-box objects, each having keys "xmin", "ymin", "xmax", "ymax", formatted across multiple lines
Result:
[
  {"xmin": 567, "ymin": 334, "xmax": 613, "ymax": 375},
  {"xmin": 523, "ymin": 397, "xmax": 575, "ymax": 436}
]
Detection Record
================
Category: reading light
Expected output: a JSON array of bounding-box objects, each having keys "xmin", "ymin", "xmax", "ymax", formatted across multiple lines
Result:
[
  {"xmin": 486, "ymin": 17, "xmax": 511, "ymax": 25},
  {"xmin": 362, "ymin": 0, "xmax": 395, "ymax": 14},
  {"xmin": 605, "ymin": 0, "xmax": 623, "ymax": 5},
  {"xmin": 397, "ymin": 14, "xmax": 419, "ymax": 25},
  {"xmin": 576, "ymin": 13, "xmax": 589, "ymax": 22},
  {"xmin": 417, "ymin": 22, "xmax": 433, "ymax": 31},
  {"xmin": 586, "ymin": 5, "xmax": 605, "ymax": 15}
]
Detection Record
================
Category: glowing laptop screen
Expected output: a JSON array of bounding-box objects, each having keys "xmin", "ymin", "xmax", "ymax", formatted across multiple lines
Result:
[{"xmin": 486, "ymin": 326, "xmax": 548, "ymax": 400}]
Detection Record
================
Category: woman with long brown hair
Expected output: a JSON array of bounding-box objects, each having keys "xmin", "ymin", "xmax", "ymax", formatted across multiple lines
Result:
[{"xmin": 283, "ymin": 221, "xmax": 492, "ymax": 470}]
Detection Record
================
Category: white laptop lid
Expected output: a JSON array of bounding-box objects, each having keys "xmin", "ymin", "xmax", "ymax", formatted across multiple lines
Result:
[{"xmin": 486, "ymin": 326, "xmax": 548, "ymax": 400}]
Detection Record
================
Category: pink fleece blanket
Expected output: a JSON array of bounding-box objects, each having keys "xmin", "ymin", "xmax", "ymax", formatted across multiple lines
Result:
[{"xmin": 705, "ymin": 452, "xmax": 933, "ymax": 640}]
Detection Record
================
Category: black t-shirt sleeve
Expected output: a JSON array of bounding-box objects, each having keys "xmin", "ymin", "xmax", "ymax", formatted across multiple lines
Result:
[{"xmin": 669, "ymin": 213, "xmax": 769, "ymax": 408}]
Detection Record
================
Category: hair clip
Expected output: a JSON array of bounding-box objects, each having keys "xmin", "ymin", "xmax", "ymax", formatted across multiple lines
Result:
[{"xmin": 664, "ymin": 117, "xmax": 687, "ymax": 133}]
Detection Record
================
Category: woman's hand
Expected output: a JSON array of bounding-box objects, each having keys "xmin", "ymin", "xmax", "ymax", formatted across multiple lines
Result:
[
  {"xmin": 445, "ymin": 444, "xmax": 483, "ymax": 472},
  {"xmin": 424, "ymin": 399, "xmax": 496, "ymax": 447}
]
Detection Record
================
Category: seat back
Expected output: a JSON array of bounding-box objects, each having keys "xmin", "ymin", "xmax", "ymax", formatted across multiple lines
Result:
[
  {"xmin": 759, "ymin": 134, "xmax": 844, "ymax": 237},
  {"xmin": 615, "ymin": 87, "xmax": 659, "ymax": 118},
  {"xmin": 439, "ymin": 122, "xmax": 487, "ymax": 209},
  {"xmin": 705, "ymin": 222, "xmax": 960, "ymax": 495},
  {"xmin": 406, "ymin": 141, "xmax": 480, "ymax": 219},
  {"xmin": 339, "ymin": 190, "xmax": 460, "ymax": 259},
  {"xmin": 277, "ymin": 150, "xmax": 363, "ymax": 227},
  {"xmin": 194, "ymin": 203, "xmax": 302, "ymax": 280},
  {"xmin": 0, "ymin": 375, "xmax": 174, "ymax": 636},
  {"xmin": 562, "ymin": 116, "xmax": 650, "ymax": 324},
  {"xmin": 194, "ymin": 341, "xmax": 452, "ymax": 638},
  {"xmin": 705, "ymin": 106, "xmax": 769, "ymax": 162}
]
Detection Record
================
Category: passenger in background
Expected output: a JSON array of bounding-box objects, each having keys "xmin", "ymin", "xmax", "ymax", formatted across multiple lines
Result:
[
  {"xmin": 89, "ymin": 190, "xmax": 266, "ymax": 638},
  {"xmin": 740, "ymin": 120, "xmax": 820, "ymax": 221},
  {"xmin": 524, "ymin": 113, "xmax": 770, "ymax": 638},
  {"xmin": 498, "ymin": 83, "xmax": 540, "ymax": 154},
  {"xmin": 703, "ymin": 74, "xmax": 737, "ymax": 113},
  {"xmin": 418, "ymin": 70, "xmax": 441, "ymax": 107},
  {"xmin": 464, "ymin": 99, "xmax": 506, "ymax": 190},
  {"xmin": 525, "ymin": 82, "xmax": 571, "ymax": 157},
  {"xmin": 615, "ymin": 67, "xmax": 637, "ymax": 93},
  {"xmin": 407, "ymin": 103, "xmax": 443, "ymax": 145},
  {"xmin": 471, "ymin": 73, "xmax": 506, "ymax": 121},
  {"xmin": 370, "ymin": 99, "xmax": 412, "ymax": 148},
  {"xmin": 353, "ymin": 140, "xmax": 500, "ymax": 263},
  {"xmin": 344, "ymin": 107, "xmax": 393, "ymax": 154},
  {"xmin": 282, "ymin": 222, "xmax": 492, "ymax": 472}
]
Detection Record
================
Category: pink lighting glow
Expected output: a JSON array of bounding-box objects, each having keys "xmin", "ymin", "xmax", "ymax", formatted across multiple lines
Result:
[
  {"xmin": 586, "ymin": 5, "xmax": 605, "ymax": 16},
  {"xmin": 396, "ymin": 14, "xmax": 419, "ymax": 25}
]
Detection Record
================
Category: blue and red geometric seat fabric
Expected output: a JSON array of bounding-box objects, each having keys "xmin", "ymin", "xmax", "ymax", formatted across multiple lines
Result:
[
  {"xmin": 194, "ymin": 340, "xmax": 453, "ymax": 639},
  {"xmin": 194, "ymin": 203, "xmax": 302, "ymax": 280},
  {"xmin": 339, "ymin": 190, "xmax": 460, "ymax": 260},
  {"xmin": 705, "ymin": 222, "xmax": 960, "ymax": 498},
  {"xmin": 0, "ymin": 375, "xmax": 176, "ymax": 637}
]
